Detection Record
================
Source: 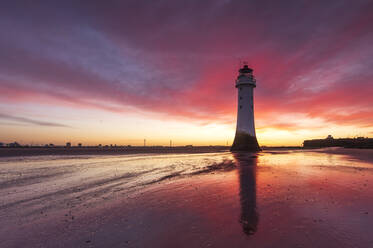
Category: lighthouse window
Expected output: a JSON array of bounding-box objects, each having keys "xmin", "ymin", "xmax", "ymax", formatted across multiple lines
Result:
[
  {"xmin": 240, "ymin": 96, "xmax": 242, "ymax": 100},
  {"xmin": 239, "ymin": 105, "xmax": 242, "ymax": 109}
]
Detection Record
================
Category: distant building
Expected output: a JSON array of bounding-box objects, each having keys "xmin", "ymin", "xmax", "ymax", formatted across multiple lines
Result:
[
  {"xmin": 78, "ymin": 143, "xmax": 82, "ymax": 147},
  {"xmin": 8, "ymin": 142, "xmax": 21, "ymax": 147},
  {"xmin": 0, "ymin": 142, "xmax": 3, "ymax": 147},
  {"xmin": 66, "ymin": 142, "xmax": 71, "ymax": 148},
  {"xmin": 304, "ymin": 136, "xmax": 373, "ymax": 148}
]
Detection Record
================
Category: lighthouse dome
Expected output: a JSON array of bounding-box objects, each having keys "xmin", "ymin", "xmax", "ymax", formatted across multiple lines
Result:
[{"xmin": 239, "ymin": 65, "xmax": 253, "ymax": 74}]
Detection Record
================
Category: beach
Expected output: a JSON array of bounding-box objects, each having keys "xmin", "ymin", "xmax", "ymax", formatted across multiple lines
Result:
[{"xmin": 1, "ymin": 148, "xmax": 373, "ymax": 247}]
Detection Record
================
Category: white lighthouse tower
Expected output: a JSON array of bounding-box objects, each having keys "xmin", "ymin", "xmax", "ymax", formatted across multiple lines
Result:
[{"xmin": 231, "ymin": 64, "xmax": 261, "ymax": 152}]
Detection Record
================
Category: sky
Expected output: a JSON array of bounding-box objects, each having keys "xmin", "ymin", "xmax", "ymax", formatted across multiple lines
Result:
[{"xmin": 0, "ymin": 0, "xmax": 373, "ymax": 146}]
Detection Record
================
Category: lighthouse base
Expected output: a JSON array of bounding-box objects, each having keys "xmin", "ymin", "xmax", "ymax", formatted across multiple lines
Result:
[{"xmin": 231, "ymin": 131, "xmax": 261, "ymax": 152}]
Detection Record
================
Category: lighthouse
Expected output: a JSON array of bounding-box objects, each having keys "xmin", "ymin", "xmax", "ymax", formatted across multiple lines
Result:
[{"xmin": 231, "ymin": 64, "xmax": 261, "ymax": 152}]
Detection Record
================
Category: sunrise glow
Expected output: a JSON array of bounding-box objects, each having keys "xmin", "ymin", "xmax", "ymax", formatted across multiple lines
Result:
[{"xmin": 0, "ymin": 1, "xmax": 372, "ymax": 146}]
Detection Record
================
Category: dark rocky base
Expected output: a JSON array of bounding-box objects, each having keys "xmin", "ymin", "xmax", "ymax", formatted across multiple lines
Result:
[{"xmin": 231, "ymin": 132, "xmax": 261, "ymax": 152}]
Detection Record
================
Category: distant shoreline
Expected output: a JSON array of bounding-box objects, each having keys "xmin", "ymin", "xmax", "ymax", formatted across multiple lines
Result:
[
  {"xmin": 0, "ymin": 146, "xmax": 304, "ymax": 158},
  {"xmin": 0, "ymin": 146, "xmax": 231, "ymax": 157},
  {"xmin": 1, "ymin": 146, "xmax": 371, "ymax": 158}
]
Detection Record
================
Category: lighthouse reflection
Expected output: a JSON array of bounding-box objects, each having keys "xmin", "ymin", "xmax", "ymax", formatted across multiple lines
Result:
[{"xmin": 233, "ymin": 152, "xmax": 259, "ymax": 236}]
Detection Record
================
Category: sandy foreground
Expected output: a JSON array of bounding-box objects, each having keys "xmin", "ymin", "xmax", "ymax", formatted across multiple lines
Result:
[{"xmin": 0, "ymin": 148, "xmax": 373, "ymax": 247}]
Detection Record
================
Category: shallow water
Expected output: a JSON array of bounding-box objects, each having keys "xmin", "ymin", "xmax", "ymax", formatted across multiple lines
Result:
[{"xmin": 1, "ymin": 148, "xmax": 373, "ymax": 247}]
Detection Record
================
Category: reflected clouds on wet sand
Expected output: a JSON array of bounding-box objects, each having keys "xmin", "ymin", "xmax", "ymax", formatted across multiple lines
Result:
[{"xmin": 1, "ymin": 148, "xmax": 373, "ymax": 247}]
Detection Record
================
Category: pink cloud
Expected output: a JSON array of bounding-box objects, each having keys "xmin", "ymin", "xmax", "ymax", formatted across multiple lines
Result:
[{"xmin": 0, "ymin": 0, "xmax": 372, "ymax": 132}]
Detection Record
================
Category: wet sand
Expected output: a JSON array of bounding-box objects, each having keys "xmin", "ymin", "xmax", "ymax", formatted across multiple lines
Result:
[{"xmin": 1, "ymin": 148, "xmax": 373, "ymax": 247}]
